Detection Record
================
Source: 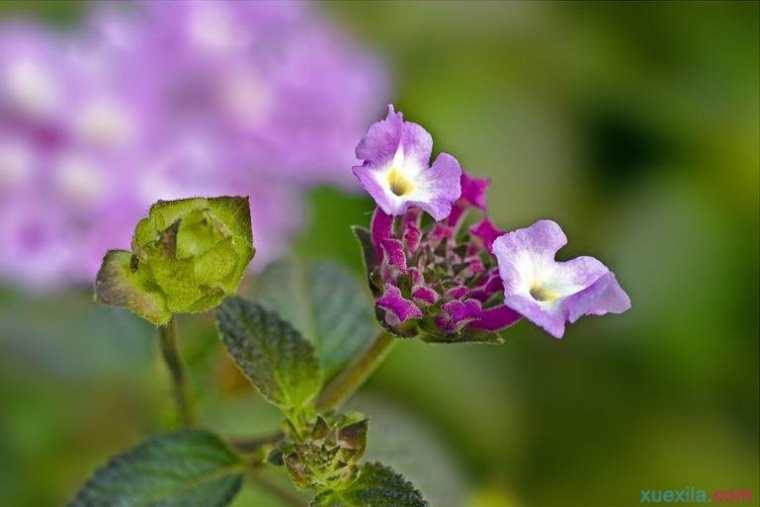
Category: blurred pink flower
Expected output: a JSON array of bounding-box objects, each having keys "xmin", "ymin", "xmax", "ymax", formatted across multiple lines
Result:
[{"xmin": 0, "ymin": 1, "xmax": 388, "ymax": 287}]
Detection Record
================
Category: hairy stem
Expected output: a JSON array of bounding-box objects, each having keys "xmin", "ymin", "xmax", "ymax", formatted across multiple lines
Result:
[
  {"xmin": 316, "ymin": 332, "xmax": 396, "ymax": 411},
  {"xmin": 158, "ymin": 318, "xmax": 194, "ymax": 427}
]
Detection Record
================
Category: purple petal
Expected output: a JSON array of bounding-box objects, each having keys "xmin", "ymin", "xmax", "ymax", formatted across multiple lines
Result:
[
  {"xmin": 408, "ymin": 267, "xmax": 422, "ymax": 285},
  {"xmin": 439, "ymin": 298, "xmax": 482, "ymax": 332},
  {"xmin": 380, "ymin": 238, "xmax": 407, "ymax": 270},
  {"xmin": 447, "ymin": 171, "xmax": 490, "ymax": 225},
  {"xmin": 470, "ymin": 272, "xmax": 503, "ymax": 302},
  {"xmin": 355, "ymin": 104, "xmax": 402, "ymax": 165},
  {"xmin": 470, "ymin": 218, "xmax": 504, "ymax": 253},
  {"xmin": 377, "ymin": 284, "xmax": 422, "ymax": 323},
  {"xmin": 431, "ymin": 223, "xmax": 454, "ymax": 241},
  {"xmin": 370, "ymin": 207, "xmax": 394, "ymax": 257},
  {"xmin": 469, "ymin": 305, "xmax": 521, "ymax": 331},
  {"xmin": 402, "ymin": 208, "xmax": 421, "ymax": 252},
  {"xmin": 412, "ymin": 285, "xmax": 438, "ymax": 305},
  {"xmin": 446, "ymin": 285, "xmax": 469, "ymax": 299},
  {"xmin": 461, "ymin": 171, "xmax": 489, "ymax": 209}
]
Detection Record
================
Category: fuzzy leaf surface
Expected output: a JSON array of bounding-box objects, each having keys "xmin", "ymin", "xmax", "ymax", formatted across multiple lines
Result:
[
  {"xmin": 68, "ymin": 431, "xmax": 242, "ymax": 507},
  {"xmin": 250, "ymin": 258, "xmax": 378, "ymax": 381},
  {"xmin": 217, "ymin": 296, "xmax": 321, "ymax": 410},
  {"xmin": 311, "ymin": 462, "xmax": 428, "ymax": 507}
]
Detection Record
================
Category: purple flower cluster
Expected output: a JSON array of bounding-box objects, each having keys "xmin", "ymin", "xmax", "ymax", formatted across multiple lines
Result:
[
  {"xmin": 354, "ymin": 106, "xmax": 630, "ymax": 340},
  {"xmin": 0, "ymin": 1, "xmax": 387, "ymax": 287}
]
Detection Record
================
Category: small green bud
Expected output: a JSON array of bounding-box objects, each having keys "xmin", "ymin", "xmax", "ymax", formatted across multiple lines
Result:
[
  {"xmin": 95, "ymin": 196, "xmax": 254, "ymax": 325},
  {"xmin": 280, "ymin": 412, "xmax": 369, "ymax": 491}
]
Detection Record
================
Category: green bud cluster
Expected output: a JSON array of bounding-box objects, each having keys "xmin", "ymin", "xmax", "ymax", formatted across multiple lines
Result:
[
  {"xmin": 95, "ymin": 196, "xmax": 254, "ymax": 325},
  {"xmin": 270, "ymin": 413, "xmax": 369, "ymax": 491}
]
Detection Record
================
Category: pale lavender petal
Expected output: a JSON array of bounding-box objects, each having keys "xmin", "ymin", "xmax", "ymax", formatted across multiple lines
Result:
[
  {"xmin": 400, "ymin": 118, "xmax": 432, "ymax": 167},
  {"xmin": 353, "ymin": 161, "xmax": 400, "ymax": 215},
  {"xmin": 415, "ymin": 152, "xmax": 462, "ymax": 221},
  {"xmin": 504, "ymin": 294, "xmax": 568, "ymax": 338},
  {"xmin": 377, "ymin": 284, "xmax": 422, "ymax": 323},
  {"xmin": 493, "ymin": 219, "xmax": 567, "ymax": 261},
  {"xmin": 355, "ymin": 104, "xmax": 402, "ymax": 165},
  {"xmin": 493, "ymin": 220, "xmax": 630, "ymax": 338},
  {"xmin": 567, "ymin": 272, "xmax": 631, "ymax": 322}
]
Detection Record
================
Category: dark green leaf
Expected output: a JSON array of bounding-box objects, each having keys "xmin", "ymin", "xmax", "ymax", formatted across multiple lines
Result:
[
  {"xmin": 250, "ymin": 259, "xmax": 378, "ymax": 381},
  {"xmin": 68, "ymin": 431, "xmax": 242, "ymax": 507},
  {"xmin": 311, "ymin": 462, "xmax": 428, "ymax": 507},
  {"xmin": 217, "ymin": 297, "xmax": 321, "ymax": 410}
]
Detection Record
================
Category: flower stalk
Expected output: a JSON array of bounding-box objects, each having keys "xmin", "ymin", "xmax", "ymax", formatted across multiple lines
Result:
[
  {"xmin": 316, "ymin": 332, "xmax": 396, "ymax": 411},
  {"xmin": 158, "ymin": 318, "xmax": 194, "ymax": 428}
]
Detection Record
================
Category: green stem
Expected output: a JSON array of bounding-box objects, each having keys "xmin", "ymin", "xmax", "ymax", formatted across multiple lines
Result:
[
  {"xmin": 248, "ymin": 473, "xmax": 306, "ymax": 507},
  {"xmin": 316, "ymin": 332, "xmax": 396, "ymax": 411},
  {"xmin": 158, "ymin": 318, "xmax": 194, "ymax": 427},
  {"xmin": 230, "ymin": 432, "xmax": 283, "ymax": 453}
]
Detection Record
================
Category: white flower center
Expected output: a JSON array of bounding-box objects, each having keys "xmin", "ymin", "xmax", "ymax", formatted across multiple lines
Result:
[
  {"xmin": 529, "ymin": 285, "xmax": 560, "ymax": 303},
  {"xmin": 387, "ymin": 167, "xmax": 415, "ymax": 196},
  {"xmin": 4, "ymin": 59, "xmax": 59, "ymax": 116},
  {"xmin": 515, "ymin": 251, "xmax": 583, "ymax": 306},
  {"xmin": 374, "ymin": 146, "xmax": 428, "ymax": 205}
]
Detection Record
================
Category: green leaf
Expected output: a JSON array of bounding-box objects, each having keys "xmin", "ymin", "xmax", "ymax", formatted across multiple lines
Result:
[
  {"xmin": 311, "ymin": 462, "xmax": 428, "ymax": 507},
  {"xmin": 96, "ymin": 196, "xmax": 254, "ymax": 325},
  {"xmin": 68, "ymin": 431, "xmax": 243, "ymax": 507},
  {"xmin": 217, "ymin": 296, "xmax": 321, "ymax": 410},
  {"xmin": 250, "ymin": 258, "xmax": 379, "ymax": 381},
  {"xmin": 417, "ymin": 327, "xmax": 504, "ymax": 344}
]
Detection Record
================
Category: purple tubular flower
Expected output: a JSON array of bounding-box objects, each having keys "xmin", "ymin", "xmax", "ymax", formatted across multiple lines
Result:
[
  {"xmin": 356, "ymin": 170, "xmax": 521, "ymax": 343},
  {"xmin": 470, "ymin": 217, "xmax": 505, "ymax": 253},
  {"xmin": 492, "ymin": 220, "xmax": 631, "ymax": 338},
  {"xmin": 353, "ymin": 105, "xmax": 462, "ymax": 221},
  {"xmin": 447, "ymin": 172, "xmax": 490, "ymax": 226}
]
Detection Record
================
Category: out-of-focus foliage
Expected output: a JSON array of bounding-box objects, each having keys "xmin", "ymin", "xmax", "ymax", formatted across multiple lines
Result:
[{"xmin": 1, "ymin": 2, "xmax": 758, "ymax": 507}]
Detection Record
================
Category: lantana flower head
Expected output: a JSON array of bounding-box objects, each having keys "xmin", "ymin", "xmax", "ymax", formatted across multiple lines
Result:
[
  {"xmin": 352, "ymin": 105, "xmax": 462, "ymax": 221},
  {"xmin": 355, "ymin": 130, "xmax": 521, "ymax": 343},
  {"xmin": 492, "ymin": 220, "xmax": 631, "ymax": 338},
  {"xmin": 354, "ymin": 107, "xmax": 630, "ymax": 341}
]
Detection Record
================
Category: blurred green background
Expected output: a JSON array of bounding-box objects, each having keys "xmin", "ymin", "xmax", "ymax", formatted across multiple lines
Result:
[{"xmin": 1, "ymin": 1, "xmax": 758, "ymax": 506}]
